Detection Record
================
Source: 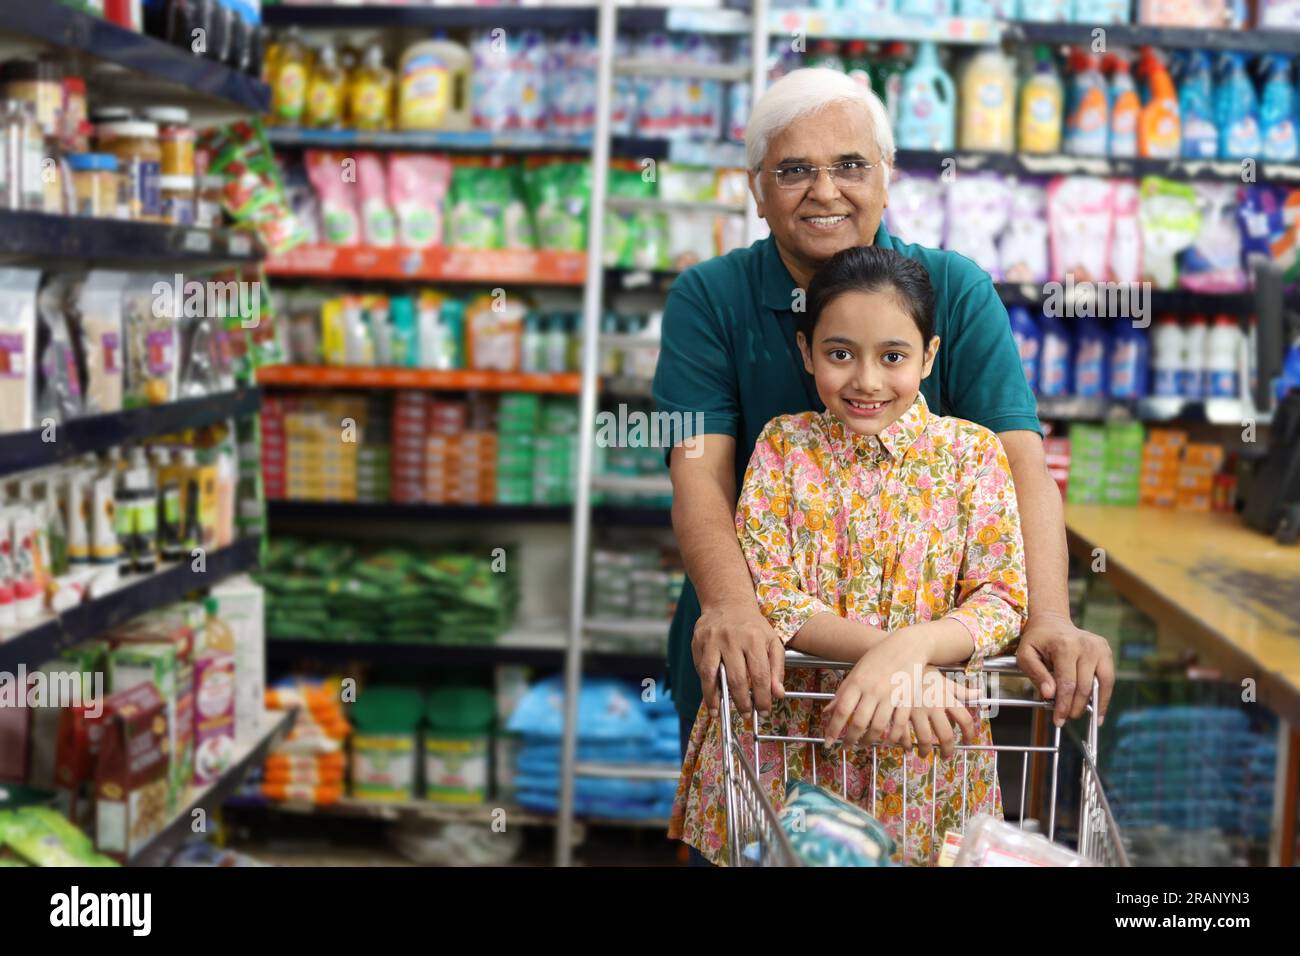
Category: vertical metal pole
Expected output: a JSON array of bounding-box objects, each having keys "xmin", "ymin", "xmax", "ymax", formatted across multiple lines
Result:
[
  {"xmin": 555, "ymin": 0, "xmax": 617, "ymax": 867},
  {"xmin": 745, "ymin": 0, "xmax": 769, "ymax": 245}
]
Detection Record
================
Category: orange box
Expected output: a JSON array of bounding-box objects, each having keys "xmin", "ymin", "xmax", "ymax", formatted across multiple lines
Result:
[
  {"xmin": 1176, "ymin": 492, "xmax": 1212, "ymax": 512},
  {"xmin": 1183, "ymin": 444, "xmax": 1225, "ymax": 470},
  {"xmin": 1176, "ymin": 471, "xmax": 1214, "ymax": 492}
]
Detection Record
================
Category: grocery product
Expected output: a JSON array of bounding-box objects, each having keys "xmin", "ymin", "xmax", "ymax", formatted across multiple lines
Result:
[
  {"xmin": 958, "ymin": 47, "xmax": 1015, "ymax": 153},
  {"xmin": 896, "ymin": 43, "xmax": 955, "ymax": 152},
  {"xmin": 1018, "ymin": 46, "xmax": 1063, "ymax": 154},
  {"xmin": 1073, "ymin": 316, "xmax": 1108, "ymax": 399},
  {"xmin": 774, "ymin": 780, "xmax": 896, "ymax": 867},
  {"xmin": 1047, "ymin": 176, "xmax": 1113, "ymax": 281},
  {"xmin": 388, "ymin": 153, "xmax": 452, "ymax": 248},
  {"xmin": 446, "ymin": 158, "xmax": 533, "ymax": 250},
  {"xmin": 1259, "ymin": 54, "xmax": 1299, "ymax": 161},
  {"xmin": 1214, "ymin": 52, "xmax": 1261, "ymax": 160},
  {"xmin": 1064, "ymin": 49, "xmax": 1109, "ymax": 157},
  {"xmin": 528, "ymin": 158, "xmax": 590, "ymax": 253},
  {"xmin": 1108, "ymin": 320, "xmax": 1150, "ymax": 400},
  {"xmin": 350, "ymin": 686, "xmax": 422, "ymax": 802},
  {"xmin": 122, "ymin": 273, "xmax": 178, "ymax": 407},
  {"xmin": 0, "ymin": 59, "xmax": 62, "ymax": 136},
  {"xmin": 1008, "ymin": 306, "xmax": 1041, "ymax": 392},
  {"xmin": 305, "ymin": 42, "xmax": 345, "ymax": 130},
  {"xmin": 270, "ymin": 28, "xmax": 309, "ymax": 126},
  {"xmin": 350, "ymin": 44, "xmax": 395, "ymax": 131},
  {"xmin": 74, "ymin": 271, "xmax": 126, "ymax": 415},
  {"xmin": 209, "ymin": 577, "xmax": 266, "ymax": 742},
  {"xmin": 99, "ymin": 121, "xmax": 162, "ymax": 221},
  {"xmin": 1038, "ymin": 308, "xmax": 1072, "ymax": 398},
  {"xmin": 1138, "ymin": 177, "xmax": 1200, "ymax": 288},
  {"xmin": 1205, "ymin": 314, "xmax": 1244, "ymax": 398},
  {"xmin": 956, "ymin": 814, "xmax": 1090, "ymax": 866},
  {"xmin": 305, "ymin": 149, "xmax": 360, "ymax": 246},
  {"xmin": 424, "ymin": 686, "xmax": 494, "ymax": 804},
  {"xmin": 885, "ymin": 172, "xmax": 945, "ymax": 249},
  {"xmin": 1177, "ymin": 50, "xmax": 1218, "ymax": 159},
  {"xmin": 356, "ymin": 152, "xmax": 397, "ymax": 247},
  {"xmin": 944, "ymin": 173, "xmax": 1009, "ymax": 278},
  {"xmin": 94, "ymin": 681, "xmax": 170, "ymax": 862},
  {"xmin": 397, "ymin": 35, "xmax": 471, "ymax": 131},
  {"xmin": 193, "ymin": 650, "xmax": 236, "ymax": 784},
  {"xmin": 67, "ymin": 153, "xmax": 122, "ymax": 218},
  {"xmin": 0, "ymin": 806, "xmax": 116, "ymax": 867},
  {"xmin": 1151, "ymin": 315, "xmax": 1185, "ymax": 398},
  {"xmin": 1105, "ymin": 54, "xmax": 1139, "ymax": 158},
  {"xmin": 1181, "ymin": 183, "xmax": 1246, "ymax": 293},
  {"xmin": 0, "ymin": 268, "xmax": 41, "ymax": 433},
  {"xmin": 1182, "ymin": 314, "xmax": 1207, "ymax": 400},
  {"xmin": 1137, "ymin": 54, "xmax": 1180, "ymax": 159}
]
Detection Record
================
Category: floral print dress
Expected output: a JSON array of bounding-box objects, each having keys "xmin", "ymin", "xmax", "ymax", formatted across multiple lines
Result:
[{"xmin": 668, "ymin": 394, "xmax": 1029, "ymax": 866}]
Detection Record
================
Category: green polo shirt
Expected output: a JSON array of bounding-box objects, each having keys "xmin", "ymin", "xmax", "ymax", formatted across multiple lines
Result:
[{"xmin": 651, "ymin": 222, "xmax": 1042, "ymax": 722}]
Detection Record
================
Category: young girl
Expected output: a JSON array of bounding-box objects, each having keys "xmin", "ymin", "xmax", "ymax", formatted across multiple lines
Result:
[{"xmin": 669, "ymin": 246, "xmax": 1029, "ymax": 866}]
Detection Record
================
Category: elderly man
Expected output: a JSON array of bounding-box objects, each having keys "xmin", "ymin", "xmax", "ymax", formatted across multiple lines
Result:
[{"xmin": 653, "ymin": 69, "xmax": 1115, "ymax": 770}]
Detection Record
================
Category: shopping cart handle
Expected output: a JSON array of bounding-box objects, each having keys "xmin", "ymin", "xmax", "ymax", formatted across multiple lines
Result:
[{"xmin": 784, "ymin": 649, "xmax": 1023, "ymax": 676}]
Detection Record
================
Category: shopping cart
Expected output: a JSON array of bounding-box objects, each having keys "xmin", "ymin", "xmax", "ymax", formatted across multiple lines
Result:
[{"xmin": 719, "ymin": 651, "xmax": 1129, "ymax": 867}]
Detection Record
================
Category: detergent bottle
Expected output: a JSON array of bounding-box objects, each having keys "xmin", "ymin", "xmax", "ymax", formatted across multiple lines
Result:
[
  {"xmin": 1073, "ymin": 316, "xmax": 1109, "ymax": 399},
  {"xmin": 1259, "ymin": 53, "xmax": 1299, "ymax": 162},
  {"xmin": 1178, "ymin": 50, "xmax": 1219, "ymax": 160},
  {"xmin": 1008, "ymin": 305, "xmax": 1042, "ymax": 393},
  {"xmin": 1018, "ymin": 45, "xmax": 1063, "ymax": 154},
  {"xmin": 1138, "ymin": 54, "xmax": 1181, "ymax": 159},
  {"xmin": 1105, "ymin": 53, "xmax": 1139, "ymax": 158},
  {"xmin": 1151, "ymin": 315, "xmax": 1185, "ymax": 398},
  {"xmin": 1215, "ymin": 52, "xmax": 1261, "ymax": 160},
  {"xmin": 871, "ymin": 42, "xmax": 911, "ymax": 131},
  {"xmin": 1108, "ymin": 320, "xmax": 1150, "ymax": 399},
  {"xmin": 1063, "ymin": 48, "xmax": 1109, "ymax": 157},
  {"xmin": 897, "ymin": 42, "xmax": 956, "ymax": 152},
  {"xmin": 959, "ymin": 46, "xmax": 1016, "ymax": 153},
  {"xmin": 305, "ymin": 40, "xmax": 345, "ymax": 129},
  {"xmin": 398, "ymin": 32, "xmax": 471, "ymax": 131},
  {"xmin": 1038, "ymin": 308, "xmax": 1073, "ymax": 398}
]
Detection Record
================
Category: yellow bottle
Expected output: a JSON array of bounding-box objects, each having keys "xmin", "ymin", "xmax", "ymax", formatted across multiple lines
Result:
[
  {"xmin": 397, "ymin": 35, "xmax": 471, "ymax": 132},
  {"xmin": 349, "ymin": 44, "xmax": 394, "ymax": 131},
  {"xmin": 270, "ymin": 28, "xmax": 311, "ymax": 127},
  {"xmin": 1018, "ymin": 46, "xmax": 1064, "ymax": 154},
  {"xmin": 306, "ymin": 42, "xmax": 346, "ymax": 129}
]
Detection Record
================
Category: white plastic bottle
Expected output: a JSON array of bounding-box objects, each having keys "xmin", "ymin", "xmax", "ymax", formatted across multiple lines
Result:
[
  {"xmin": 1205, "ymin": 314, "xmax": 1244, "ymax": 398},
  {"xmin": 1181, "ymin": 314, "xmax": 1207, "ymax": 399},
  {"xmin": 1151, "ymin": 315, "xmax": 1185, "ymax": 398}
]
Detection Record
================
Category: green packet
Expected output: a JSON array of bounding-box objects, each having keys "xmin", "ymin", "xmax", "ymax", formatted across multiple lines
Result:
[
  {"xmin": 1, "ymin": 807, "xmax": 118, "ymax": 867},
  {"xmin": 778, "ymin": 779, "xmax": 896, "ymax": 867}
]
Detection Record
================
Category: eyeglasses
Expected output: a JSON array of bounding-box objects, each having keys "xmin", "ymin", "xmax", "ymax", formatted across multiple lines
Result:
[{"xmin": 767, "ymin": 159, "xmax": 883, "ymax": 190}]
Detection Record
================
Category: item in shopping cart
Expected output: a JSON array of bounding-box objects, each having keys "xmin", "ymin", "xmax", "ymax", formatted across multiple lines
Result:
[
  {"xmin": 953, "ymin": 813, "xmax": 1092, "ymax": 866},
  {"xmin": 773, "ymin": 779, "xmax": 896, "ymax": 867},
  {"xmin": 389, "ymin": 153, "xmax": 452, "ymax": 248}
]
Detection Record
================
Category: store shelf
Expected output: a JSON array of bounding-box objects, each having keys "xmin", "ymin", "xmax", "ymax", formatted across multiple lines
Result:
[
  {"xmin": 894, "ymin": 148, "xmax": 1300, "ymax": 186},
  {"xmin": 592, "ymin": 473, "xmax": 673, "ymax": 496},
  {"xmin": 583, "ymin": 616, "xmax": 672, "ymax": 640},
  {"xmin": 0, "ymin": 0, "xmax": 270, "ymax": 113},
  {"xmin": 266, "ymin": 127, "xmax": 593, "ymax": 153},
  {"xmin": 1011, "ymin": 20, "xmax": 1300, "ymax": 56},
  {"xmin": 606, "ymin": 195, "xmax": 747, "ymax": 216},
  {"xmin": 613, "ymin": 58, "xmax": 750, "ymax": 82},
  {"xmin": 576, "ymin": 760, "xmax": 679, "ymax": 781},
  {"xmin": 0, "ymin": 212, "xmax": 263, "ymax": 265},
  {"xmin": 0, "ymin": 386, "xmax": 261, "ymax": 478},
  {"xmin": 266, "ymin": 637, "xmax": 663, "ymax": 675},
  {"xmin": 768, "ymin": 8, "xmax": 1003, "ymax": 43},
  {"xmin": 267, "ymin": 499, "xmax": 672, "ymax": 527},
  {"xmin": 225, "ymin": 793, "xmax": 671, "ymax": 831},
  {"xmin": 130, "ymin": 710, "xmax": 297, "ymax": 866},
  {"xmin": 257, "ymin": 364, "xmax": 582, "ymax": 393},
  {"xmin": 0, "ymin": 537, "xmax": 260, "ymax": 672},
  {"xmin": 264, "ymin": 245, "xmax": 587, "ymax": 285}
]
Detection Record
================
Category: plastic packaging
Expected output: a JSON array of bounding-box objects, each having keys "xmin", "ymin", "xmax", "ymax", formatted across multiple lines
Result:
[
  {"xmin": 1138, "ymin": 177, "xmax": 1200, "ymax": 289},
  {"xmin": 356, "ymin": 152, "xmax": 396, "ymax": 247},
  {"xmin": 1109, "ymin": 320, "xmax": 1150, "ymax": 399},
  {"xmin": 270, "ymin": 28, "xmax": 309, "ymax": 126},
  {"xmin": 446, "ymin": 158, "xmax": 533, "ymax": 251},
  {"xmin": 1038, "ymin": 308, "xmax": 1072, "ymax": 397},
  {"xmin": 0, "ymin": 267, "xmax": 41, "ymax": 434},
  {"xmin": 1019, "ymin": 0, "xmax": 1070, "ymax": 19},
  {"xmin": 388, "ymin": 153, "xmax": 452, "ymax": 248},
  {"xmin": 527, "ymin": 158, "xmax": 590, "ymax": 254},
  {"xmin": 1008, "ymin": 305, "xmax": 1041, "ymax": 392},
  {"xmin": 398, "ymin": 34, "xmax": 471, "ymax": 132},
  {"xmin": 122, "ymin": 273, "xmax": 179, "ymax": 407},
  {"xmin": 1047, "ymin": 176, "xmax": 1113, "ymax": 282},
  {"xmin": 955, "ymin": 814, "xmax": 1091, "ymax": 866},
  {"xmin": 1205, "ymin": 314, "xmax": 1244, "ymax": 398},
  {"xmin": 72, "ymin": 272, "xmax": 125, "ymax": 415},
  {"xmin": 350, "ymin": 44, "xmax": 395, "ymax": 132},
  {"xmin": 885, "ymin": 172, "xmax": 945, "ymax": 249},
  {"xmin": 896, "ymin": 42, "xmax": 955, "ymax": 152},
  {"xmin": 945, "ymin": 173, "xmax": 1010, "ymax": 278},
  {"xmin": 1063, "ymin": 49, "xmax": 1109, "ymax": 157},
  {"xmin": 1259, "ymin": 54, "xmax": 1299, "ymax": 162},
  {"xmin": 1110, "ymin": 179, "xmax": 1143, "ymax": 284},
  {"xmin": 959, "ymin": 47, "xmax": 1015, "ymax": 153},
  {"xmin": 772, "ymin": 780, "xmax": 895, "ymax": 867},
  {"xmin": 1214, "ymin": 53, "xmax": 1261, "ymax": 161},
  {"xmin": 1182, "ymin": 314, "xmax": 1207, "ymax": 400},
  {"xmin": 35, "ymin": 273, "xmax": 84, "ymax": 424},
  {"xmin": 1180, "ymin": 183, "xmax": 1246, "ymax": 293},
  {"xmin": 91, "ymin": 468, "xmax": 120, "ymax": 568},
  {"xmin": 1018, "ymin": 46, "xmax": 1063, "ymax": 154},
  {"xmin": 1105, "ymin": 54, "xmax": 1139, "ymax": 158},
  {"xmin": 305, "ymin": 42, "xmax": 345, "ymax": 130},
  {"xmin": 1137, "ymin": 54, "xmax": 1180, "ymax": 159},
  {"xmin": 305, "ymin": 149, "xmax": 360, "ymax": 246},
  {"xmin": 1073, "ymin": 316, "xmax": 1108, "ymax": 398},
  {"xmin": 1177, "ymin": 51, "xmax": 1218, "ymax": 160},
  {"xmin": 1151, "ymin": 315, "xmax": 1185, "ymax": 397}
]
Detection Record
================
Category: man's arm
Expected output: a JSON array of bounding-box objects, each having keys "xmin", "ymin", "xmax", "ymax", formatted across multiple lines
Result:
[{"xmin": 999, "ymin": 430, "xmax": 1115, "ymax": 726}]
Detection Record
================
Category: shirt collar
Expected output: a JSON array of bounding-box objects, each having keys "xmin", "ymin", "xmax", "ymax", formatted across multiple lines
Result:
[
  {"xmin": 760, "ymin": 221, "xmax": 898, "ymax": 312},
  {"xmin": 823, "ymin": 392, "xmax": 930, "ymax": 464}
]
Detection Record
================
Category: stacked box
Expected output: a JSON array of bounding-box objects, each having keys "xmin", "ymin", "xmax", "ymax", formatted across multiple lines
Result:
[
  {"xmin": 1044, "ymin": 436, "xmax": 1070, "ymax": 499},
  {"xmin": 1177, "ymin": 443, "xmax": 1225, "ymax": 512},
  {"xmin": 391, "ymin": 391, "xmax": 429, "ymax": 503},
  {"xmin": 532, "ymin": 398, "xmax": 578, "ymax": 505},
  {"xmin": 496, "ymin": 393, "xmax": 539, "ymax": 504},
  {"xmin": 1102, "ymin": 422, "xmax": 1144, "ymax": 506},
  {"xmin": 261, "ymin": 395, "xmax": 287, "ymax": 499},
  {"xmin": 284, "ymin": 395, "xmax": 367, "ymax": 501},
  {"xmin": 1065, "ymin": 425, "xmax": 1107, "ymax": 505},
  {"xmin": 426, "ymin": 431, "xmax": 498, "ymax": 504},
  {"xmin": 1139, "ymin": 429, "xmax": 1187, "ymax": 508}
]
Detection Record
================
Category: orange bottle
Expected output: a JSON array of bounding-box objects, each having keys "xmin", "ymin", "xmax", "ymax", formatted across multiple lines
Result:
[{"xmin": 1139, "ymin": 65, "xmax": 1181, "ymax": 159}]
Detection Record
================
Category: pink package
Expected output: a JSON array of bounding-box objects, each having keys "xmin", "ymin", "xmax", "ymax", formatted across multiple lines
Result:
[
  {"xmin": 1047, "ymin": 176, "xmax": 1115, "ymax": 282},
  {"xmin": 355, "ymin": 152, "xmax": 397, "ymax": 248},
  {"xmin": 1139, "ymin": 0, "xmax": 1229, "ymax": 27},
  {"xmin": 1110, "ymin": 179, "xmax": 1143, "ymax": 285},
  {"xmin": 305, "ymin": 150, "xmax": 361, "ymax": 247},
  {"xmin": 192, "ymin": 651, "xmax": 235, "ymax": 785},
  {"xmin": 388, "ymin": 153, "xmax": 452, "ymax": 249}
]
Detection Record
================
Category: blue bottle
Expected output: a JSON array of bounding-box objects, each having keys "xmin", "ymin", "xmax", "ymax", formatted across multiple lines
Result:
[
  {"xmin": 1020, "ymin": 0, "xmax": 1069, "ymax": 20},
  {"xmin": 1073, "ymin": 317, "xmax": 1108, "ymax": 398},
  {"xmin": 896, "ymin": 42, "xmax": 957, "ymax": 152},
  {"xmin": 1009, "ymin": 306, "xmax": 1042, "ymax": 393},
  {"xmin": 1063, "ymin": 48, "xmax": 1109, "ymax": 157},
  {"xmin": 1108, "ymin": 322, "xmax": 1150, "ymax": 399},
  {"xmin": 1071, "ymin": 0, "xmax": 1131, "ymax": 23},
  {"xmin": 1214, "ymin": 52, "xmax": 1262, "ymax": 160},
  {"xmin": 1038, "ymin": 309, "xmax": 1073, "ymax": 397},
  {"xmin": 1179, "ymin": 51, "xmax": 1219, "ymax": 160},
  {"xmin": 1259, "ymin": 54, "xmax": 1299, "ymax": 162}
]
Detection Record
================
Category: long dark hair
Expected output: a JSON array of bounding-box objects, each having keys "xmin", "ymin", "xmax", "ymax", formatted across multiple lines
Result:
[{"xmin": 800, "ymin": 246, "xmax": 936, "ymax": 345}]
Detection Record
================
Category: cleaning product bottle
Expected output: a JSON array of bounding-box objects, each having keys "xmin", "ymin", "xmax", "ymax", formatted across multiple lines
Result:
[
  {"xmin": 1259, "ymin": 53, "xmax": 1299, "ymax": 162},
  {"xmin": 1206, "ymin": 314, "xmax": 1244, "ymax": 398},
  {"xmin": 269, "ymin": 26, "xmax": 310, "ymax": 127},
  {"xmin": 397, "ymin": 34, "xmax": 470, "ymax": 131},
  {"xmin": 1151, "ymin": 315, "xmax": 1184, "ymax": 398},
  {"xmin": 806, "ymin": 39, "xmax": 845, "ymax": 73},
  {"xmin": 1178, "ymin": 50, "xmax": 1219, "ymax": 160},
  {"xmin": 1108, "ymin": 320, "xmax": 1150, "ymax": 399},
  {"xmin": 1105, "ymin": 53, "xmax": 1140, "ymax": 158},
  {"xmin": 1008, "ymin": 305, "xmax": 1042, "ymax": 393},
  {"xmin": 1038, "ymin": 308, "xmax": 1073, "ymax": 397},
  {"xmin": 350, "ymin": 43, "xmax": 394, "ymax": 131},
  {"xmin": 843, "ymin": 40, "xmax": 872, "ymax": 91},
  {"xmin": 1073, "ymin": 316, "xmax": 1109, "ymax": 398},
  {"xmin": 871, "ymin": 42, "xmax": 911, "ymax": 132},
  {"xmin": 1215, "ymin": 52, "xmax": 1261, "ymax": 160},
  {"xmin": 1018, "ymin": 46, "xmax": 1064, "ymax": 154},
  {"xmin": 897, "ymin": 42, "xmax": 956, "ymax": 152},
  {"xmin": 1138, "ymin": 54, "xmax": 1181, "ymax": 159},
  {"xmin": 1182, "ymin": 314, "xmax": 1208, "ymax": 400},
  {"xmin": 1063, "ymin": 48, "xmax": 1109, "ymax": 157},
  {"xmin": 960, "ymin": 46, "xmax": 1016, "ymax": 153},
  {"xmin": 305, "ymin": 41, "xmax": 345, "ymax": 130}
]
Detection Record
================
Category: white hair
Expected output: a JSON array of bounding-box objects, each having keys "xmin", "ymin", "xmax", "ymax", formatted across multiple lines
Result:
[{"xmin": 745, "ymin": 68, "xmax": 895, "ymax": 195}]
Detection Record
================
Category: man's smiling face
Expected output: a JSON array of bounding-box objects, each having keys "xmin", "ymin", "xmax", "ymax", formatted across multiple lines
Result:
[{"xmin": 751, "ymin": 100, "xmax": 889, "ymax": 284}]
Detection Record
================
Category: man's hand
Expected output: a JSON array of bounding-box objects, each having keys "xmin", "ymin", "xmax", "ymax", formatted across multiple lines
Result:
[
  {"xmin": 693, "ymin": 605, "xmax": 785, "ymax": 718},
  {"xmin": 1016, "ymin": 612, "xmax": 1115, "ymax": 727}
]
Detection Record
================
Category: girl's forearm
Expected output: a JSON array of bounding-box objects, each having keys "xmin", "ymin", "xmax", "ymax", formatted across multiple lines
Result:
[
  {"xmin": 788, "ymin": 613, "xmax": 889, "ymax": 662},
  {"xmin": 906, "ymin": 618, "xmax": 977, "ymax": 666}
]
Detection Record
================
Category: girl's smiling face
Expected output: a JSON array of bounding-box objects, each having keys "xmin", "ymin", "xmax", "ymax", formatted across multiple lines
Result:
[{"xmin": 797, "ymin": 288, "xmax": 940, "ymax": 437}]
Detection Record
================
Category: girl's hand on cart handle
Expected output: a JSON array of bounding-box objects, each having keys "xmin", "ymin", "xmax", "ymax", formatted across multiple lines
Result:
[
  {"xmin": 694, "ymin": 603, "xmax": 785, "ymax": 718},
  {"xmin": 821, "ymin": 631, "xmax": 930, "ymax": 747},
  {"xmin": 906, "ymin": 703, "xmax": 973, "ymax": 760}
]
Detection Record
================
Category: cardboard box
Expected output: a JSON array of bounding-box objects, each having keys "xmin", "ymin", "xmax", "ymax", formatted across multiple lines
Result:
[
  {"xmin": 210, "ymin": 575, "xmax": 266, "ymax": 743},
  {"xmin": 192, "ymin": 651, "xmax": 236, "ymax": 784},
  {"xmin": 94, "ymin": 682, "xmax": 169, "ymax": 862},
  {"xmin": 108, "ymin": 641, "xmax": 187, "ymax": 815}
]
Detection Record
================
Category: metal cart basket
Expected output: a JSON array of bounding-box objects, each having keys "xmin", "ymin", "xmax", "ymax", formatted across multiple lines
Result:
[{"xmin": 719, "ymin": 652, "xmax": 1129, "ymax": 867}]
